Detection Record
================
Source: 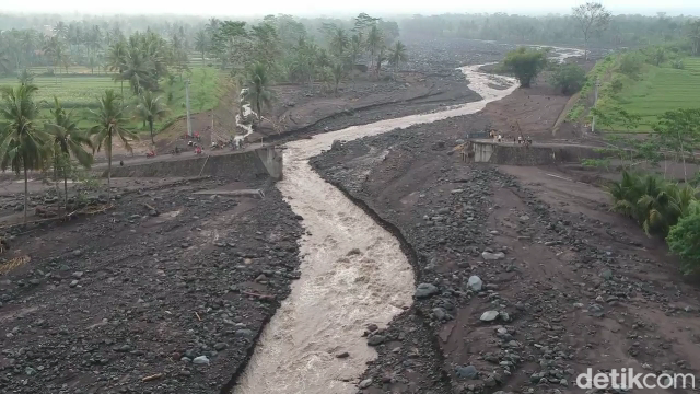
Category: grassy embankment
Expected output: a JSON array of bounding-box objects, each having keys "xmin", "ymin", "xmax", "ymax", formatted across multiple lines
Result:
[
  {"xmin": 568, "ymin": 51, "xmax": 700, "ymax": 132},
  {"xmin": 0, "ymin": 67, "xmax": 226, "ymax": 136}
]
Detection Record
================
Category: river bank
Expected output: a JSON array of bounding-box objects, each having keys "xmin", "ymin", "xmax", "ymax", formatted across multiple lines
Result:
[
  {"xmin": 310, "ymin": 111, "xmax": 700, "ymax": 393},
  {"xmin": 0, "ymin": 177, "xmax": 303, "ymax": 394}
]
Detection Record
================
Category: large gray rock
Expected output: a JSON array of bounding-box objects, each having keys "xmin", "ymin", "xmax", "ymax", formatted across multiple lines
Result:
[
  {"xmin": 480, "ymin": 310, "xmax": 500, "ymax": 322},
  {"xmin": 455, "ymin": 365, "xmax": 478, "ymax": 380},
  {"xmin": 481, "ymin": 251, "xmax": 505, "ymax": 260},
  {"xmin": 415, "ymin": 283, "xmax": 439, "ymax": 299},
  {"xmin": 467, "ymin": 276, "xmax": 483, "ymax": 291}
]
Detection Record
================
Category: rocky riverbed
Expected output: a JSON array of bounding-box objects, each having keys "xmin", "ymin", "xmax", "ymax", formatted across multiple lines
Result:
[
  {"xmin": 0, "ymin": 177, "xmax": 302, "ymax": 394},
  {"xmin": 310, "ymin": 117, "xmax": 700, "ymax": 393}
]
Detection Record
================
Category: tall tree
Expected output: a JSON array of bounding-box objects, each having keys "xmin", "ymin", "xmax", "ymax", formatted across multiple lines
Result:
[
  {"xmin": 502, "ymin": 47, "xmax": 549, "ymax": 88},
  {"xmin": 331, "ymin": 60, "xmax": 345, "ymax": 95},
  {"xmin": 366, "ymin": 24, "xmax": 384, "ymax": 77},
  {"xmin": 89, "ymin": 90, "xmax": 137, "ymax": 200},
  {"xmin": 195, "ymin": 30, "xmax": 209, "ymax": 67},
  {"xmin": 572, "ymin": 2, "xmax": 611, "ymax": 60},
  {"xmin": 121, "ymin": 42, "xmax": 155, "ymax": 94},
  {"xmin": 653, "ymin": 108, "xmax": 700, "ymax": 182},
  {"xmin": 330, "ymin": 28, "xmax": 349, "ymax": 58},
  {"xmin": 0, "ymin": 82, "xmax": 48, "ymax": 224},
  {"xmin": 388, "ymin": 40, "xmax": 408, "ymax": 79},
  {"xmin": 43, "ymin": 36, "xmax": 67, "ymax": 73},
  {"xmin": 107, "ymin": 40, "xmax": 128, "ymax": 95},
  {"xmin": 135, "ymin": 91, "xmax": 169, "ymax": 143},
  {"xmin": 45, "ymin": 97, "xmax": 93, "ymax": 216},
  {"xmin": 688, "ymin": 21, "xmax": 700, "ymax": 57},
  {"xmin": 246, "ymin": 63, "xmax": 272, "ymax": 122}
]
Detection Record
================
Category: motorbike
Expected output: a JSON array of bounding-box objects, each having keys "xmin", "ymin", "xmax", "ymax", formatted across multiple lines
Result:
[{"xmin": 146, "ymin": 151, "xmax": 156, "ymax": 158}]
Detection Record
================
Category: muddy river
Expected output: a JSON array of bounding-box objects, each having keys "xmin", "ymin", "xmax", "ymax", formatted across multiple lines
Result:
[{"xmin": 236, "ymin": 48, "xmax": 582, "ymax": 394}]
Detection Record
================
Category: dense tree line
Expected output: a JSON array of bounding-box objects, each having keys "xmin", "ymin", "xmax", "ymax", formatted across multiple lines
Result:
[
  {"xmin": 0, "ymin": 12, "xmax": 410, "ymax": 227},
  {"xmin": 0, "ymin": 13, "xmax": 406, "ymax": 83},
  {"xmin": 397, "ymin": 12, "xmax": 699, "ymax": 49}
]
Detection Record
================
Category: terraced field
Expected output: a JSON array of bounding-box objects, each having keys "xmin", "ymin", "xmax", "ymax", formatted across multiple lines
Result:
[
  {"xmin": 0, "ymin": 76, "xmax": 119, "ymax": 108},
  {"xmin": 597, "ymin": 57, "xmax": 700, "ymax": 131},
  {"xmin": 0, "ymin": 67, "xmax": 225, "ymax": 132}
]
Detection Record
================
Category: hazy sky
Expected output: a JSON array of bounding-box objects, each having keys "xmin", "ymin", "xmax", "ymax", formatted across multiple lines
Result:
[{"xmin": 0, "ymin": 0, "xmax": 697, "ymax": 16}]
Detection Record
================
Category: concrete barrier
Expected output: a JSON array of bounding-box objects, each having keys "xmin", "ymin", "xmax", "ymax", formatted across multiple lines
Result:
[
  {"xmin": 105, "ymin": 146, "xmax": 283, "ymax": 181},
  {"xmin": 471, "ymin": 140, "xmax": 609, "ymax": 165}
]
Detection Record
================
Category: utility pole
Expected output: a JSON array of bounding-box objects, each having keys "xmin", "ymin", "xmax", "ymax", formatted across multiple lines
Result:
[
  {"xmin": 185, "ymin": 79, "xmax": 192, "ymax": 138},
  {"xmin": 591, "ymin": 79, "xmax": 600, "ymax": 133}
]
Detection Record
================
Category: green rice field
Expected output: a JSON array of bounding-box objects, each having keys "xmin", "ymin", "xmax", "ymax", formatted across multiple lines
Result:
[
  {"xmin": 596, "ymin": 57, "xmax": 700, "ymax": 131},
  {"xmin": 0, "ymin": 67, "xmax": 225, "ymax": 133}
]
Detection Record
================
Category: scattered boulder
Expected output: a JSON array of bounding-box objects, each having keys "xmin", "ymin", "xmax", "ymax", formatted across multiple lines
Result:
[
  {"xmin": 415, "ymin": 283, "xmax": 440, "ymax": 299},
  {"xmin": 455, "ymin": 366, "xmax": 478, "ymax": 380},
  {"xmin": 467, "ymin": 276, "xmax": 482, "ymax": 291},
  {"xmin": 481, "ymin": 251, "xmax": 505, "ymax": 260},
  {"xmin": 368, "ymin": 335, "xmax": 386, "ymax": 346},
  {"xmin": 480, "ymin": 310, "xmax": 500, "ymax": 322}
]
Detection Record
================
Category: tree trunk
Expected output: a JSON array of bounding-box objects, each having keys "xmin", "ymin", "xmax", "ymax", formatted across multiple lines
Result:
[
  {"xmin": 681, "ymin": 142, "xmax": 687, "ymax": 183},
  {"xmin": 23, "ymin": 164, "xmax": 28, "ymax": 226},
  {"xmin": 149, "ymin": 118, "xmax": 154, "ymax": 143},
  {"xmin": 64, "ymin": 169, "xmax": 69, "ymax": 218},
  {"xmin": 256, "ymin": 99, "xmax": 261, "ymax": 124},
  {"xmin": 107, "ymin": 133, "xmax": 112, "ymax": 202}
]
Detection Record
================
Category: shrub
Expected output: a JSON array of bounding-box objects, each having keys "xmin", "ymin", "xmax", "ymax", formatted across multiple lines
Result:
[
  {"xmin": 618, "ymin": 52, "xmax": 643, "ymax": 78},
  {"xmin": 550, "ymin": 63, "xmax": 586, "ymax": 95},
  {"xmin": 609, "ymin": 78, "xmax": 623, "ymax": 95},
  {"xmin": 667, "ymin": 210, "xmax": 700, "ymax": 275},
  {"xmin": 608, "ymin": 171, "xmax": 698, "ymax": 236},
  {"xmin": 645, "ymin": 47, "xmax": 666, "ymax": 66},
  {"xmin": 502, "ymin": 47, "xmax": 549, "ymax": 88}
]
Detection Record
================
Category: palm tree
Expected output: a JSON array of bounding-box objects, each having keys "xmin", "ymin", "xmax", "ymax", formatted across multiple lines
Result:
[
  {"xmin": 331, "ymin": 61, "xmax": 345, "ymax": 95},
  {"xmin": 53, "ymin": 22, "xmax": 68, "ymax": 41},
  {"xmin": 0, "ymin": 83, "xmax": 48, "ymax": 224},
  {"xmin": 366, "ymin": 24, "xmax": 383, "ymax": 77},
  {"xmin": 330, "ymin": 28, "xmax": 349, "ymax": 58},
  {"xmin": 688, "ymin": 21, "xmax": 700, "ymax": 56},
  {"xmin": 90, "ymin": 90, "xmax": 137, "ymax": 200},
  {"xmin": 0, "ymin": 50, "xmax": 11, "ymax": 75},
  {"xmin": 348, "ymin": 34, "xmax": 362, "ymax": 68},
  {"xmin": 121, "ymin": 44, "xmax": 155, "ymax": 95},
  {"xmin": 135, "ymin": 91, "xmax": 169, "ymax": 143},
  {"xmin": 195, "ymin": 30, "xmax": 208, "ymax": 67},
  {"xmin": 43, "ymin": 36, "xmax": 67, "ymax": 74},
  {"xmin": 107, "ymin": 40, "xmax": 127, "ymax": 96},
  {"xmin": 247, "ymin": 63, "xmax": 273, "ymax": 122},
  {"xmin": 389, "ymin": 41, "xmax": 408, "ymax": 79},
  {"xmin": 45, "ymin": 97, "xmax": 93, "ymax": 216}
]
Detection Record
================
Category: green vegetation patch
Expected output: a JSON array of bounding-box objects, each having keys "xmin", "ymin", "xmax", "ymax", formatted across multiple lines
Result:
[{"xmin": 0, "ymin": 67, "xmax": 224, "ymax": 134}]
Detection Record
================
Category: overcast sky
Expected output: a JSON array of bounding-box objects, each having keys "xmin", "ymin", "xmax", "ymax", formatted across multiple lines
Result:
[{"xmin": 1, "ymin": 0, "xmax": 697, "ymax": 16}]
